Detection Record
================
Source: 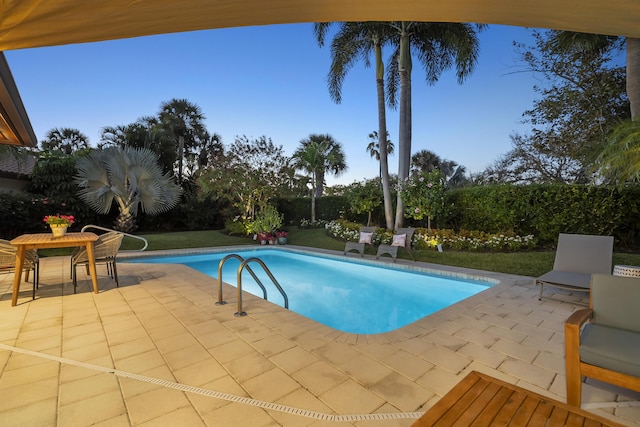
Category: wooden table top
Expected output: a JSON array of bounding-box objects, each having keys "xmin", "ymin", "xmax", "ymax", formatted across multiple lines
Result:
[
  {"xmin": 412, "ymin": 371, "xmax": 625, "ymax": 427},
  {"xmin": 11, "ymin": 232, "xmax": 98, "ymax": 249}
]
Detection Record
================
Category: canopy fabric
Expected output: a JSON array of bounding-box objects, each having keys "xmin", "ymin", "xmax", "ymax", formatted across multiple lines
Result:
[{"xmin": 1, "ymin": 0, "xmax": 640, "ymax": 52}]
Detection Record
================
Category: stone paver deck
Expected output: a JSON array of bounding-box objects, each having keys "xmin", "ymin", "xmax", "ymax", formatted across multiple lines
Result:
[{"xmin": 1, "ymin": 245, "xmax": 638, "ymax": 426}]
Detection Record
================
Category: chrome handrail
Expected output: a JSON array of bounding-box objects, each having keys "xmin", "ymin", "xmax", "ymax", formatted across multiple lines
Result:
[
  {"xmin": 80, "ymin": 224, "xmax": 148, "ymax": 251},
  {"xmin": 216, "ymin": 254, "xmax": 266, "ymax": 305},
  {"xmin": 235, "ymin": 257, "xmax": 288, "ymax": 316}
]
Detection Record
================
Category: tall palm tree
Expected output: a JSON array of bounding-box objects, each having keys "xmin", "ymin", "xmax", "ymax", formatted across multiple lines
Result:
[
  {"xmin": 366, "ymin": 130, "xmax": 395, "ymax": 174},
  {"xmin": 314, "ymin": 22, "xmax": 396, "ymax": 230},
  {"xmin": 158, "ymin": 98, "xmax": 208, "ymax": 183},
  {"xmin": 386, "ymin": 22, "xmax": 484, "ymax": 228},
  {"xmin": 367, "ymin": 130, "xmax": 395, "ymax": 184},
  {"xmin": 75, "ymin": 146, "xmax": 182, "ymax": 232},
  {"xmin": 550, "ymin": 31, "xmax": 638, "ymax": 119},
  {"xmin": 292, "ymin": 134, "xmax": 347, "ymax": 221}
]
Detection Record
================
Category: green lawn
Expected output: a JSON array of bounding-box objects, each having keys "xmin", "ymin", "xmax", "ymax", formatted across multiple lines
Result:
[
  {"xmin": 40, "ymin": 227, "xmax": 640, "ymax": 278},
  {"xmin": 113, "ymin": 227, "xmax": 640, "ymax": 278}
]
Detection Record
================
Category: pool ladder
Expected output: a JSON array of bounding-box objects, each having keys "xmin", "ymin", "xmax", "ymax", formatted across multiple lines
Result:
[{"xmin": 216, "ymin": 254, "xmax": 289, "ymax": 316}]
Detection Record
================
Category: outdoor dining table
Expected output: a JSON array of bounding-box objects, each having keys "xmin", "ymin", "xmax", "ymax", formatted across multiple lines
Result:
[{"xmin": 10, "ymin": 232, "xmax": 99, "ymax": 306}]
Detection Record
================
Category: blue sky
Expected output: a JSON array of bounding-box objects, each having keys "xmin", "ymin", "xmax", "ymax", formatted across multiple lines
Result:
[{"xmin": 7, "ymin": 23, "xmax": 540, "ymax": 185}]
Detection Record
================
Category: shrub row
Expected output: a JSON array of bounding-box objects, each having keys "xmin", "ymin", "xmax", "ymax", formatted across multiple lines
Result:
[
  {"xmin": 447, "ymin": 184, "xmax": 640, "ymax": 247},
  {"xmin": 3, "ymin": 183, "xmax": 640, "ymax": 249},
  {"xmin": 326, "ymin": 219, "xmax": 537, "ymax": 252}
]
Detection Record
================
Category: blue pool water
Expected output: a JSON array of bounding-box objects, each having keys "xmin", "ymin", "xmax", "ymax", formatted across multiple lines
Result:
[{"xmin": 124, "ymin": 248, "xmax": 491, "ymax": 334}]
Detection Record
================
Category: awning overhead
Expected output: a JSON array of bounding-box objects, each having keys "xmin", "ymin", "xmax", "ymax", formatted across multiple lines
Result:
[
  {"xmin": 1, "ymin": 0, "xmax": 640, "ymax": 52},
  {"xmin": 0, "ymin": 52, "xmax": 36, "ymax": 147},
  {"xmin": 1, "ymin": 0, "xmax": 639, "ymax": 148}
]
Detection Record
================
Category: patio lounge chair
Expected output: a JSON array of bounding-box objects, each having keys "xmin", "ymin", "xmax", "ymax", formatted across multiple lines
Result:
[
  {"xmin": 564, "ymin": 273, "xmax": 640, "ymax": 407},
  {"xmin": 535, "ymin": 233, "xmax": 613, "ymax": 300},
  {"xmin": 344, "ymin": 226, "xmax": 377, "ymax": 257},
  {"xmin": 71, "ymin": 231, "xmax": 124, "ymax": 292},
  {"xmin": 376, "ymin": 227, "xmax": 415, "ymax": 262},
  {"xmin": 0, "ymin": 239, "xmax": 39, "ymax": 299}
]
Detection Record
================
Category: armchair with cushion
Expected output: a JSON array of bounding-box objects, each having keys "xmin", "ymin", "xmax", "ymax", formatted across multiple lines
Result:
[{"xmin": 564, "ymin": 273, "xmax": 640, "ymax": 406}]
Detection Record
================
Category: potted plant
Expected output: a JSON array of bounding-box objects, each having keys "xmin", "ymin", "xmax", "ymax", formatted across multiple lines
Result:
[
  {"xmin": 43, "ymin": 214, "xmax": 75, "ymax": 237},
  {"xmin": 276, "ymin": 230, "xmax": 288, "ymax": 245},
  {"xmin": 257, "ymin": 231, "xmax": 270, "ymax": 245},
  {"xmin": 251, "ymin": 205, "xmax": 283, "ymax": 245}
]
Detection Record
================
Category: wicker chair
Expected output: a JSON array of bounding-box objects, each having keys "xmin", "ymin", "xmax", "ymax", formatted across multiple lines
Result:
[
  {"xmin": 344, "ymin": 226, "xmax": 377, "ymax": 257},
  {"xmin": 71, "ymin": 231, "xmax": 124, "ymax": 293},
  {"xmin": 376, "ymin": 227, "xmax": 416, "ymax": 262},
  {"xmin": 0, "ymin": 239, "xmax": 39, "ymax": 299}
]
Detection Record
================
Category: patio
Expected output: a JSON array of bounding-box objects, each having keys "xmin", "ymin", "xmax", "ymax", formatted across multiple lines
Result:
[{"xmin": 0, "ymin": 247, "xmax": 638, "ymax": 426}]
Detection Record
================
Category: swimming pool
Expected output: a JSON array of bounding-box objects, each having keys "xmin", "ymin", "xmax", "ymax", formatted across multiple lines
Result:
[{"xmin": 124, "ymin": 248, "xmax": 492, "ymax": 334}]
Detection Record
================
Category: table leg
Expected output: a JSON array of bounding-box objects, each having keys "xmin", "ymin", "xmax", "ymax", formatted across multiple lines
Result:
[
  {"xmin": 85, "ymin": 242, "xmax": 99, "ymax": 294},
  {"xmin": 12, "ymin": 246, "xmax": 26, "ymax": 306}
]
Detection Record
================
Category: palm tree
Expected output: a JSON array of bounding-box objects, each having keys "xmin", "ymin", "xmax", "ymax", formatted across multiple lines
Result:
[
  {"xmin": 550, "ymin": 31, "xmax": 638, "ymax": 119},
  {"xmin": 386, "ymin": 22, "xmax": 484, "ymax": 228},
  {"xmin": 593, "ymin": 119, "xmax": 640, "ymax": 183},
  {"xmin": 75, "ymin": 146, "xmax": 182, "ymax": 232},
  {"xmin": 158, "ymin": 98, "xmax": 208, "ymax": 183},
  {"xmin": 314, "ymin": 22, "xmax": 396, "ymax": 230},
  {"xmin": 411, "ymin": 149, "xmax": 469, "ymax": 188},
  {"xmin": 100, "ymin": 118, "xmax": 178, "ymax": 174},
  {"xmin": 366, "ymin": 131, "xmax": 395, "ymax": 180},
  {"xmin": 41, "ymin": 127, "xmax": 90, "ymax": 154},
  {"xmin": 292, "ymin": 134, "xmax": 347, "ymax": 221},
  {"xmin": 411, "ymin": 149, "xmax": 454, "ymax": 174}
]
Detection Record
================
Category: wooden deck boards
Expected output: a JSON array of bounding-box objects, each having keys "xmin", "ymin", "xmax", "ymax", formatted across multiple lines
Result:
[{"xmin": 412, "ymin": 371, "xmax": 626, "ymax": 427}]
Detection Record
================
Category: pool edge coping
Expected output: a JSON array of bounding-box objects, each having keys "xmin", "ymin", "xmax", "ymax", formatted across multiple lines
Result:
[{"xmin": 119, "ymin": 244, "xmax": 509, "ymax": 286}]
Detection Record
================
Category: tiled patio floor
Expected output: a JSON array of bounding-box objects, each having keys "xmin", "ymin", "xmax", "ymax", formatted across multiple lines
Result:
[{"xmin": 1, "ymin": 246, "xmax": 638, "ymax": 426}]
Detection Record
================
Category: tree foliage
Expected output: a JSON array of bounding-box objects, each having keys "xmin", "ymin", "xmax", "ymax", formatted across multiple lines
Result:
[
  {"xmin": 345, "ymin": 178, "xmax": 383, "ymax": 226},
  {"xmin": 197, "ymin": 136, "xmax": 298, "ymax": 220},
  {"xmin": 481, "ymin": 30, "xmax": 628, "ymax": 184},
  {"xmin": 400, "ymin": 169, "xmax": 445, "ymax": 229}
]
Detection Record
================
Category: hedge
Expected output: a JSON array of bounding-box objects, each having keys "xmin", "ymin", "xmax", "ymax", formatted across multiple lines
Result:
[{"xmin": 447, "ymin": 184, "xmax": 640, "ymax": 248}]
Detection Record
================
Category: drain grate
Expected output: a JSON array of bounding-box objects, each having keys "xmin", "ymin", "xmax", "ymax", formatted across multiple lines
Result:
[{"xmin": 0, "ymin": 343, "xmax": 422, "ymax": 422}]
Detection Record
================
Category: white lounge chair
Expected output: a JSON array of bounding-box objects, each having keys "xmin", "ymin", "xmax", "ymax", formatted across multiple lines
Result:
[{"xmin": 535, "ymin": 233, "xmax": 613, "ymax": 300}]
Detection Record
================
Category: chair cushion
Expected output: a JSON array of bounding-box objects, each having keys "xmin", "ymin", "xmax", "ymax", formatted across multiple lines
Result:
[
  {"xmin": 580, "ymin": 323, "xmax": 640, "ymax": 377},
  {"xmin": 591, "ymin": 273, "xmax": 640, "ymax": 331},
  {"xmin": 392, "ymin": 234, "xmax": 406, "ymax": 247},
  {"xmin": 359, "ymin": 232, "xmax": 373, "ymax": 244}
]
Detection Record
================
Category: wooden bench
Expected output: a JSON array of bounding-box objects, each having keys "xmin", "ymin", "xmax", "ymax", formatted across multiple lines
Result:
[{"xmin": 412, "ymin": 371, "xmax": 625, "ymax": 426}]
